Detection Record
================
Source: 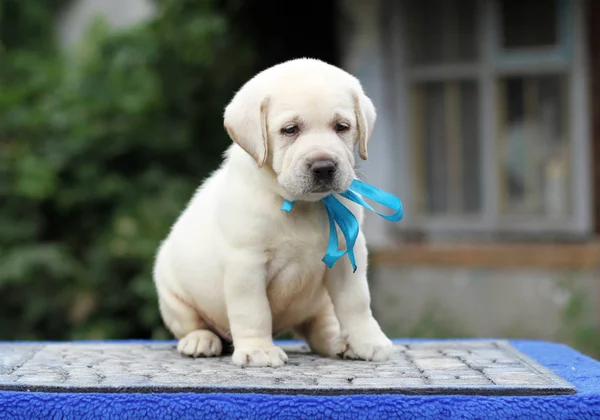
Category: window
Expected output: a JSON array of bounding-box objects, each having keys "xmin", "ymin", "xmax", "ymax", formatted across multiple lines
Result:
[
  {"xmin": 497, "ymin": 74, "xmax": 570, "ymax": 218},
  {"xmin": 390, "ymin": 0, "xmax": 590, "ymax": 237}
]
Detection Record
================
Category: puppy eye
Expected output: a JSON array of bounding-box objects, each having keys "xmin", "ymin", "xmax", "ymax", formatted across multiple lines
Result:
[
  {"xmin": 281, "ymin": 125, "xmax": 299, "ymax": 136},
  {"xmin": 335, "ymin": 123, "xmax": 350, "ymax": 133}
]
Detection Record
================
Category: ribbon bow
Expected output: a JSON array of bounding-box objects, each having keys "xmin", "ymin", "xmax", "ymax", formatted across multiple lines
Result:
[{"xmin": 280, "ymin": 179, "xmax": 403, "ymax": 272}]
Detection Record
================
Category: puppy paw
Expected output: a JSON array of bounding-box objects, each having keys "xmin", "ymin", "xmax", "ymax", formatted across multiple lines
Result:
[
  {"xmin": 338, "ymin": 331, "xmax": 394, "ymax": 362},
  {"xmin": 327, "ymin": 335, "xmax": 349, "ymax": 358},
  {"xmin": 177, "ymin": 330, "xmax": 223, "ymax": 357},
  {"xmin": 232, "ymin": 346, "xmax": 288, "ymax": 368}
]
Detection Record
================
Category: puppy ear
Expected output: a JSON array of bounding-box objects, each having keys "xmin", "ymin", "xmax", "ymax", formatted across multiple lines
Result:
[
  {"xmin": 353, "ymin": 91, "xmax": 376, "ymax": 160},
  {"xmin": 224, "ymin": 93, "xmax": 271, "ymax": 168}
]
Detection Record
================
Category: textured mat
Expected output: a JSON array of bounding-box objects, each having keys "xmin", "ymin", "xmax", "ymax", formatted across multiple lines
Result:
[{"xmin": 0, "ymin": 340, "xmax": 574, "ymax": 396}]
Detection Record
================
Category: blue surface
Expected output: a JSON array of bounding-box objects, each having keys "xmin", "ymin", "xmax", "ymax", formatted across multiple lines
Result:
[{"xmin": 1, "ymin": 339, "xmax": 600, "ymax": 419}]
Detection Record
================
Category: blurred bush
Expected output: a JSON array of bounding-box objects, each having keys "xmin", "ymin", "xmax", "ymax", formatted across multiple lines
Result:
[{"xmin": 0, "ymin": 0, "xmax": 257, "ymax": 340}]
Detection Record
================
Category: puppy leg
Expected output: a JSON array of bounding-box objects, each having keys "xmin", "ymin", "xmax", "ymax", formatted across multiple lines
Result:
[
  {"xmin": 324, "ymin": 232, "xmax": 394, "ymax": 362},
  {"xmin": 225, "ymin": 255, "xmax": 288, "ymax": 368},
  {"xmin": 294, "ymin": 300, "xmax": 345, "ymax": 358},
  {"xmin": 154, "ymin": 244, "xmax": 223, "ymax": 357},
  {"xmin": 157, "ymin": 284, "xmax": 223, "ymax": 358}
]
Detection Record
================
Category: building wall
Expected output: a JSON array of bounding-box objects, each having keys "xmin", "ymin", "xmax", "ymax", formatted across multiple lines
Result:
[
  {"xmin": 366, "ymin": 241, "xmax": 600, "ymax": 356},
  {"xmin": 371, "ymin": 266, "xmax": 599, "ymax": 342},
  {"xmin": 589, "ymin": 0, "xmax": 600, "ymax": 235},
  {"xmin": 339, "ymin": 0, "xmax": 600, "ymax": 355}
]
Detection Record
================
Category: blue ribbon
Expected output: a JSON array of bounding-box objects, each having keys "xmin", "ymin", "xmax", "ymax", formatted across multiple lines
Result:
[{"xmin": 280, "ymin": 179, "xmax": 403, "ymax": 272}]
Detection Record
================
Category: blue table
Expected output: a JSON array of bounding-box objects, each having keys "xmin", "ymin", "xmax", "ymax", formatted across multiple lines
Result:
[{"xmin": 1, "ymin": 339, "xmax": 599, "ymax": 419}]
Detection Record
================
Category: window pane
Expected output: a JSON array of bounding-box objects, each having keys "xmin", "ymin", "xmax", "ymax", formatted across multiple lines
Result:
[
  {"xmin": 500, "ymin": 0, "xmax": 558, "ymax": 49},
  {"xmin": 412, "ymin": 81, "xmax": 481, "ymax": 215},
  {"xmin": 404, "ymin": 0, "xmax": 478, "ymax": 66},
  {"xmin": 460, "ymin": 82, "xmax": 481, "ymax": 213},
  {"xmin": 497, "ymin": 74, "xmax": 570, "ymax": 218}
]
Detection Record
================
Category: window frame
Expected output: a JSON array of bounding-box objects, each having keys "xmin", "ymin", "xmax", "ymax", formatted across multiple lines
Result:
[
  {"xmin": 492, "ymin": 0, "xmax": 573, "ymax": 71},
  {"xmin": 387, "ymin": 0, "xmax": 591, "ymax": 238}
]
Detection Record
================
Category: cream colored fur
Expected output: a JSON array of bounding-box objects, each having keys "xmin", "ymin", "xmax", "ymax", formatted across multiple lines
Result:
[{"xmin": 153, "ymin": 58, "xmax": 393, "ymax": 367}]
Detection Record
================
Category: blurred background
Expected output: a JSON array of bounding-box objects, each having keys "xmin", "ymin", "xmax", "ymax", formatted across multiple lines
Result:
[{"xmin": 1, "ymin": 0, "xmax": 600, "ymax": 357}]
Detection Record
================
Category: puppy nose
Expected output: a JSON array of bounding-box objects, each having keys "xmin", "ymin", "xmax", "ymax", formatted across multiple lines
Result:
[{"xmin": 311, "ymin": 160, "xmax": 336, "ymax": 183}]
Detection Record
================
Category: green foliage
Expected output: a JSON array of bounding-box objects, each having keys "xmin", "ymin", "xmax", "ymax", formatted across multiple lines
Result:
[
  {"xmin": 0, "ymin": 0, "xmax": 72, "ymax": 49},
  {"xmin": 0, "ymin": 0, "xmax": 256, "ymax": 340}
]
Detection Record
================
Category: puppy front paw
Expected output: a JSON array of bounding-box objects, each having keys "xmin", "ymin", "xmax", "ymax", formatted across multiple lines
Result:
[
  {"xmin": 177, "ymin": 330, "xmax": 223, "ymax": 357},
  {"xmin": 338, "ymin": 329, "xmax": 394, "ymax": 362},
  {"xmin": 232, "ymin": 345, "xmax": 288, "ymax": 368}
]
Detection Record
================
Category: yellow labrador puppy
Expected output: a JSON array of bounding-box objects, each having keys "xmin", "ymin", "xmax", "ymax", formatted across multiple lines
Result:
[{"xmin": 153, "ymin": 58, "xmax": 393, "ymax": 367}]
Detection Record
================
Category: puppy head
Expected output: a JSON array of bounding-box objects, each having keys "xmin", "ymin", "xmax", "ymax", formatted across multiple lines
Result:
[{"xmin": 224, "ymin": 58, "xmax": 376, "ymax": 201}]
